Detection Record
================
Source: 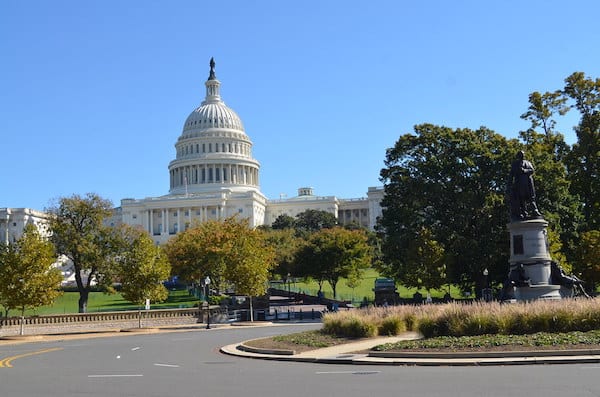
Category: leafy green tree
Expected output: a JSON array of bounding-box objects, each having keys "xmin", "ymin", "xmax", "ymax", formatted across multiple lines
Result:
[
  {"xmin": 295, "ymin": 227, "xmax": 372, "ymax": 299},
  {"xmin": 224, "ymin": 227, "xmax": 275, "ymax": 321},
  {"xmin": 0, "ymin": 224, "xmax": 62, "ymax": 335},
  {"xmin": 165, "ymin": 216, "xmax": 275, "ymax": 317},
  {"xmin": 263, "ymin": 228, "xmax": 302, "ymax": 280},
  {"xmin": 520, "ymin": 90, "xmax": 569, "ymax": 140},
  {"xmin": 378, "ymin": 124, "xmax": 516, "ymax": 292},
  {"xmin": 271, "ymin": 214, "xmax": 296, "ymax": 230},
  {"xmin": 164, "ymin": 218, "xmax": 234, "ymax": 290},
  {"xmin": 573, "ymin": 230, "xmax": 600, "ymax": 291},
  {"xmin": 520, "ymin": 73, "xmax": 600, "ymax": 232},
  {"xmin": 47, "ymin": 193, "xmax": 118, "ymax": 313},
  {"xmin": 294, "ymin": 209, "xmax": 338, "ymax": 235},
  {"xmin": 117, "ymin": 227, "xmax": 170, "ymax": 307},
  {"xmin": 397, "ymin": 227, "xmax": 446, "ymax": 292},
  {"xmin": 561, "ymin": 72, "xmax": 600, "ymax": 230}
]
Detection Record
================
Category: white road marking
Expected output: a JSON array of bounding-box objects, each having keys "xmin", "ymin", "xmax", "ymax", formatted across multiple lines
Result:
[
  {"xmin": 131, "ymin": 347, "xmax": 141, "ymax": 351},
  {"xmin": 88, "ymin": 374, "xmax": 144, "ymax": 378},
  {"xmin": 154, "ymin": 363, "xmax": 180, "ymax": 368}
]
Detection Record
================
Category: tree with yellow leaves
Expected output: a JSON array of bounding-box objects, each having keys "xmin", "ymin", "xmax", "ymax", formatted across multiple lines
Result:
[{"xmin": 0, "ymin": 224, "xmax": 62, "ymax": 335}]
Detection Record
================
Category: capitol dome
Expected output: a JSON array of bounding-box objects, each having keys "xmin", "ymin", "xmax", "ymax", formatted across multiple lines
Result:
[
  {"xmin": 180, "ymin": 58, "xmax": 245, "ymax": 137},
  {"xmin": 168, "ymin": 58, "xmax": 261, "ymax": 195},
  {"xmin": 182, "ymin": 101, "xmax": 244, "ymax": 135}
]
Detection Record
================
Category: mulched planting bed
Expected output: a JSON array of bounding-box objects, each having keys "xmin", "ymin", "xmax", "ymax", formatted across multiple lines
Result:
[
  {"xmin": 372, "ymin": 330, "xmax": 600, "ymax": 353},
  {"xmin": 243, "ymin": 330, "xmax": 366, "ymax": 353}
]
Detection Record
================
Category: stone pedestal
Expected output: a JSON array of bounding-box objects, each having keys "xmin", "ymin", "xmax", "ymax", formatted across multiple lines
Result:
[{"xmin": 507, "ymin": 219, "xmax": 562, "ymax": 301}]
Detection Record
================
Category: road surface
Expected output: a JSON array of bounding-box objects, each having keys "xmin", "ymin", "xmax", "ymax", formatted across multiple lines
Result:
[{"xmin": 1, "ymin": 323, "xmax": 599, "ymax": 397}]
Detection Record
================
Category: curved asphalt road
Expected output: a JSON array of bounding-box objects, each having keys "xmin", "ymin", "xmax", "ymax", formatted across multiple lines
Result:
[{"xmin": 1, "ymin": 323, "xmax": 600, "ymax": 397}]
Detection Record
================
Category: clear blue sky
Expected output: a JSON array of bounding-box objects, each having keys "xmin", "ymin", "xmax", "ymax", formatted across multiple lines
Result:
[{"xmin": 2, "ymin": 0, "xmax": 599, "ymax": 210}]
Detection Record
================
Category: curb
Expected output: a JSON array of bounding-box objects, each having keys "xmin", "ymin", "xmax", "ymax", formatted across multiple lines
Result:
[
  {"xmin": 230, "ymin": 321, "xmax": 273, "ymax": 327},
  {"xmin": 221, "ymin": 341, "xmax": 600, "ymax": 366},
  {"xmin": 368, "ymin": 348, "xmax": 600, "ymax": 359},
  {"xmin": 120, "ymin": 327, "xmax": 161, "ymax": 333},
  {"xmin": 238, "ymin": 342, "xmax": 295, "ymax": 356}
]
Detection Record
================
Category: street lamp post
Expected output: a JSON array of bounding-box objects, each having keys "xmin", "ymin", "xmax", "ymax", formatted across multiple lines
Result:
[
  {"xmin": 287, "ymin": 273, "xmax": 291, "ymax": 298},
  {"xmin": 204, "ymin": 276, "xmax": 211, "ymax": 329},
  {"xmin": 483, "ymin": 268, "xmax": 490, "ymax": 302}
]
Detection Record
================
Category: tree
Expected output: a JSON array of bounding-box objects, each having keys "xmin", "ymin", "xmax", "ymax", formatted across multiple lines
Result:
[
  {"xmin": 117, "ymin": 227, "xmax": 171, "ymax": 326},
  {"xmin": 165, "ymin": 216, "xmax": 276, "ymax": 319},
  {"xmin": 271, "ymin": 214, "xmax": 296, "ymax": 230},
  {"xmin": 520, "ymin": 91, "xmax": 569, "ymax": 139},
  {"xmin": 164, "ymin": 218, "xmax": 235, "ymax": 290},
  {"xmin": 394, "ymin": 227, "xmax": 446, "ymax": 292},
  {"xmin": 263, "ymin": 228, "xmax": 302, "ymax": 280},
  {"xmin": 561, "ymin": 72, "xmax": 600, "ymax": 230},
  {"xmin": 295, "ymin": 227, "xmax": 372, "ymax": 299},
  {"xmin": 47, "ymin": 193, "xmax": 118, "ymax": 313},
  {"xmin": 573, "ymin": 230, "xmax": 600, "ymax": 291},
  {"xmin": 294, "ymin": 209, "xmax": 338, "ymax": 235},
  {"xmin": 224, "ymin": 227, "xmax": 275, "ymax": 321},
  {"xmin": 0, "ymin": 224, "xmax": 62, "ymax": 335},
  {"xmin": 378, "ymin": 124, "xmax": 516, "ymax": 292}
]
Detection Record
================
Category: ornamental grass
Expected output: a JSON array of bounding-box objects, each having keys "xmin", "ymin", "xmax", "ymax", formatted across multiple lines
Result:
[{"xmin": 321, "ymin": 298, "xmax": 600, "ymax": 338}]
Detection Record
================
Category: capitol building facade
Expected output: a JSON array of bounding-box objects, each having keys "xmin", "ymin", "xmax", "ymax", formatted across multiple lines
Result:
[{"xmin": 111, "ymin": 59, "xmax": 383, "ymax": 244}]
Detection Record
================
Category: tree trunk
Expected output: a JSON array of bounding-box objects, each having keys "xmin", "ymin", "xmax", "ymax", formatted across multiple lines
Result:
[
  {"xmin": 329, "ymin": 279, "xmax": 338, "ymax": 300},
  {"xmin": 78, "ymin": 290, "xmax": 89, "ymax": 313},
  {"xmin": 74, "ymin": 263, "xmax": 89, "ymax": 313}
]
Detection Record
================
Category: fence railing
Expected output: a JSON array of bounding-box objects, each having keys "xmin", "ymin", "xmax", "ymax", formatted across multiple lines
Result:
[{"xmin": 0, "ymin": 307, "xmax": 203, "ymax": 327}]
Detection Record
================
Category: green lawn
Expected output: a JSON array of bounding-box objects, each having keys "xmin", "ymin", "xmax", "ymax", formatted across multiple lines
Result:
[
  {"xmin": 283, "ymin": 268, "xmax": 464, "ymax": 304},
  {"xmin": 2, "ymin": 289, "xmax": 201, "ymax": 316},
  {"xmin": 2, "ymin": 269, "xmax": 468, "ymax": 315}
]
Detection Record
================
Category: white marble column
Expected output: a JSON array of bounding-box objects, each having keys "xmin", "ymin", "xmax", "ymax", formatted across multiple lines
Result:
[{"xmin": 163, "ymin": 209, "xmax": 169, "ymax": 235}]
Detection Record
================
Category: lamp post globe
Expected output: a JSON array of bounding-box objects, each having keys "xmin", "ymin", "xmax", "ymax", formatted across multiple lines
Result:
[
  {"xmin": 204, "ymin": 276, "xmax": 211, "ymax": 329},
  {"xmin": 482, "ymin": 268, "xmax": 490, "ymax": 302}
]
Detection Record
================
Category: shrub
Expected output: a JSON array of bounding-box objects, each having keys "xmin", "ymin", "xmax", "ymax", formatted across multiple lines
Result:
[
  {"xmin": 321, "ymin": 315, "xmax": 345, "ymax": 336},
  {"xmin": 549, "ymin": 309, "xmax": 573, "ymax": 333},
  {"xmin": 417, "ymin": 317, "xmax": 440, "ymax": 338},
  {"xmin": 343, "ymin": 316, "xmax": 377, "ymax": 338},
  {"xmin": 403, "ymin": 313, "xmax": 417, "ymax": 331},
  {"xmin": 462, "ymin": 313, "xmax": 500, "ymax": 336},
  {"xmin": 322, "ymin": 298, "xmax": 600, "ymax": 338},
  {"xmin": 378, "ymin": 315, "xmax": 406, "ymax": 336},
  {"xmin": 322, "ymin": 313, "xmax": 377, "ymax": 338}
]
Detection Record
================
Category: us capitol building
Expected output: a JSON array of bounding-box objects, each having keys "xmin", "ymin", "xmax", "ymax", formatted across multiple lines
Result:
[{"xmin": 2, "ymin": 59, "xmax": 383, "ymax": 246}]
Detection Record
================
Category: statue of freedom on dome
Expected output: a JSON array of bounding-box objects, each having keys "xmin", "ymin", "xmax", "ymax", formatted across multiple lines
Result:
[
  {"xmin": 209, "ymin": 57, "xmax": 216, "ymax": 79},
  {"xmin": 507, "ymin": 150, "xmax": 542, "ymax": 221}
]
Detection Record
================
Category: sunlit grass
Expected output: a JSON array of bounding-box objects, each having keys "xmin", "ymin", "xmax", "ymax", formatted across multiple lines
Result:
[
  {"xmin": 283, "ymin": 268, "xmax": 464, "ymax": 303},
  {"xmin": 0, "ymin": 289, "xmax": 200, "ymax": 316}
]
